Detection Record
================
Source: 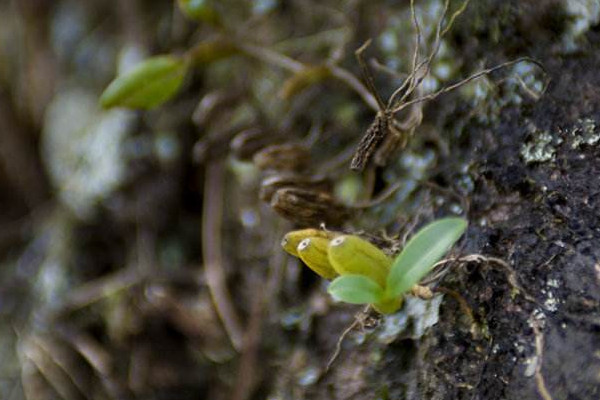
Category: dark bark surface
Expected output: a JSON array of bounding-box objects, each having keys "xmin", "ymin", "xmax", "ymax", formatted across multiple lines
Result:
[{"xmin": 304, "ymin": 4, "xmax": 600, "ymax": 399}]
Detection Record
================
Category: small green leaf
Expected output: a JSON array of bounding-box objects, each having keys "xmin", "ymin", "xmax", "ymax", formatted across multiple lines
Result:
[
  {"xmin": 387, "ymin": 218, "xmax": 467, "ymax": 298},
  {"xmin": 328, "ymin": 275, "xmax": 384, "ymax": 305},
  {"xmin": 100, "ymin": 55, "xmax": 188, "ymax": 110}
]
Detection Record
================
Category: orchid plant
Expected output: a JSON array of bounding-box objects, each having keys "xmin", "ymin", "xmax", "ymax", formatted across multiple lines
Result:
[{"xmin": 282, "ymin": 218, "xmax": 467, "ymax": 314}]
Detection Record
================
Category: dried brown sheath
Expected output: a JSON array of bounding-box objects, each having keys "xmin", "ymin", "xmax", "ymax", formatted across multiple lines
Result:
[
  {"xmin": 270, "ymin": 187, "xmax": 350, "ymax": 227},
  {"xmin": 253, "ymin": 143, "xmax": 310, "ymax": 172},
  {"xmin": 373, "ymin": 123, "xmax": 409, "ymax": 166},
  {"xmin": 350, "ymin": 113, "xmax": 390, "ymax": 171},
  {"xmin": 230, "ymin": 127, "xmax": 272, "ymax": 161},
  {"xmin": 259, "ymin": 173, "xmax": 332, "ymax": 202}
]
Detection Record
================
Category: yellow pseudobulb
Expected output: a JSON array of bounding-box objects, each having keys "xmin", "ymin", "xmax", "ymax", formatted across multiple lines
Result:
[
  {"xmin": 328, "ymin": 235, "xmax": 392, "ymax": 288},
  {"xmin": 297, "ymin": 238, "xmax": 338, "ymax": 279},
  {"xmin": 281, "ymin": 229, "xmax": 338, "ymax": 257},
  {"xmin": 373, "ymin": 296, "xmax": 404, "ymax": 314}
]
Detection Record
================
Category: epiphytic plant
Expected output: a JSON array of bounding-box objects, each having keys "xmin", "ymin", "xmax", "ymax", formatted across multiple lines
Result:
[{"xmin": 282, "ymin": 218, "xmax": 467, "ymax": 314}]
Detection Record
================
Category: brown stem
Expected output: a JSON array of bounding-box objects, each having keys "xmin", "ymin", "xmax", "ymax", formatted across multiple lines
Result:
[
  {"xmin": 202, "ymin": 160, "xmax": 244, "ymax": 352},
  {"xmin": 230, "ymin": 273, "xmax": 263, "ymax": 400}
]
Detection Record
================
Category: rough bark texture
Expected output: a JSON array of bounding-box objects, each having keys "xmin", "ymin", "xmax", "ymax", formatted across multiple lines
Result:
[{"xmin": 285, "ymin": 3, "xmax": 600, "ymax": 399}]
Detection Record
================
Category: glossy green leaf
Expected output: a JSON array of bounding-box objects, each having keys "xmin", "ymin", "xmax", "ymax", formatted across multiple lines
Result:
[
  {"xmin": 100, "ymin": 55, "xmax": 188, "ymax": 110},
  {"xmin": 328, "ymin": 275, "xmax": 384, "ymax": 305},
  {"xmin": 387, "ymin": 218, "xmax": 467, "ymax": 298}
]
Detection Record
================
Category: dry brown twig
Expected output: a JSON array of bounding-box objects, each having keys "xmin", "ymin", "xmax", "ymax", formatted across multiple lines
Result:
[
  {"xmin": 202, "ymin": 160, "xmax": 244, "ymax": 352},
  {"xmin": 234, "ymin": 40, "xmax": 380, "ymax": 111},
  {"xmin": 350, "ymin": 0, "xmax": 546, "ymax": 172},
  {"xmin": 230, "ymin": 223, "xmax": 288, "ymax": 400}
]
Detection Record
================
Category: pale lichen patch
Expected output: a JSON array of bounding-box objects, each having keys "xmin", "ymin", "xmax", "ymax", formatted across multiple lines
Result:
[
  {"xmin": 520, "ymin": 121, "xmax": 563, "ymax": 164},
  {"xmin": 570, "ymin": 118, "xmax": 599, "ymax": 149}
]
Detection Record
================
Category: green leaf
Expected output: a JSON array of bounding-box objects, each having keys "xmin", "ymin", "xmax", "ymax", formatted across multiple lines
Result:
[
  {"xmin": 100, "ymin": 55, "xmax": 188, "ymax": 110},
  {"xmin": 387, "ymin": 218, "xmax": 467, "ymax": 298},
  {"xmin": 328, "ymin": 275, "xmax": 384, "ymax": 305}
]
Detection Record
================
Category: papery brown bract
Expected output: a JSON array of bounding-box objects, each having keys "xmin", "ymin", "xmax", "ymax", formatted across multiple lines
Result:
[
  {"xmin": 253, "ymin": 144, "xmax": 310, "ymax": 172},
  {"xmin": 271, "ymin": 188, "xmax": 350, "ymax": 227},
  {"xmin": 230, "ymin": 128, "xmax": 272, "ymax": 162},
  {"xmin": 260, "ymin": 174, "xmax": 332, "ymax": 202}
]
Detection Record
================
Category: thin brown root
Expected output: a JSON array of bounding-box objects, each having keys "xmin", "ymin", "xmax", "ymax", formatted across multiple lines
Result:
[
  {"xmin": 434, "ymin": 287, "xmax": 478, "ymax": 338},
  {"xmin": 419, "ymin": 179, "xmax": 471, "ymax": 216},
  {"xmin": 441, "ymin": 0, "xmax": 471, "ymax": 37},
  {"xmin": 392, "ymin": 57, "xmax": 546, "ymax": 114},
  {"xmin": 410, "ymin": 0, "xmax": 422, "ymax": 76},
  {"xmin": 369, "ymin": 58, "xmax": 408, "ymax": 80},
  {"xmin": 401, "ymin": 215, "xmax": 423, "ymax": 247},
  {"xmin": 514, "ymin": 74, "xmax": 545, "ymax": 101},
  {"xmin": 531, "ymin": 319, "xmax": 554, "ymax": 400},
  {"xmin": 428, "ymin": 254, "xmax": 544, "ymax": 309},
  {"xmin": 325, "ymin": 305, "xmax": 371, "ymax": 372},
  {"xmin": 352, "ymin": 181, "xmax": 403, "ymax": 209},
  {"xmin": 392, "ymin": 0, "xmax": 469, "ymax": 108},
  {"xmin": 386, "ymin": 0, "xmax": 423, "ymax": 108},
  {"xmin": 405, "ymin": 0, "xmax": 451, "ymax": 101},
  {"xmin": 325, "ymin": 320, "xmax": 359, "ymax": 372}
]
